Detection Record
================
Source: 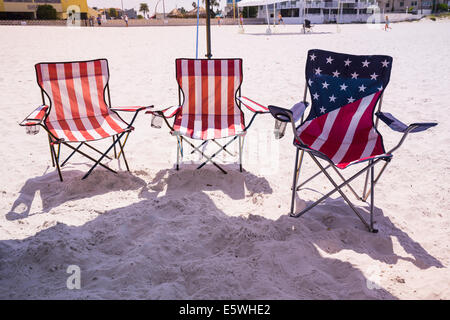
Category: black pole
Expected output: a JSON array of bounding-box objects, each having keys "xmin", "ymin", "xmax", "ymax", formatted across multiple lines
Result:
[{"xmin": 205, "ymin": 0, "xmax": 212, "ymax": 59}]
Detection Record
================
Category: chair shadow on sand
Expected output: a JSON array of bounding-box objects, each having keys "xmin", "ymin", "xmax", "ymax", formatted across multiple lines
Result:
[
  {"xmin": 0, "ymin": 166, "xmax": 443, "ymax": 299},
  {"xmin": 6, "ymin": 168, "xmax": 147, "ymax": 221}
]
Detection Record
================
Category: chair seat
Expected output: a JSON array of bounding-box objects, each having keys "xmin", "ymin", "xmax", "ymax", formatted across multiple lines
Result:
[
  {"xmin": 45, "ymin": 112, "xmax": 129, "ymax": 142},
  {"xmin": 173, "ymin": 114, "xmax": 245, "ymax": 140}
]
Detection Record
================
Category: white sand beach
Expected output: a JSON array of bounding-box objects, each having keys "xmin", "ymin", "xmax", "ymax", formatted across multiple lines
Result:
[{"xmin": 0, "ymin": 19, "xmax": 449, "ymax": 299}]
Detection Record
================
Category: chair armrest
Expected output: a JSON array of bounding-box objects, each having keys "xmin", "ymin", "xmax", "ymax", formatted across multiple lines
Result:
[
  {"xmin": 145, "ymin": 105, "xmax": 181, "ymax": 118},
  {"xmin": 237, "ymin": 96, "xmax": 269, "ymax": 113},
  {"xmin": 268, "ymin": 102, "xmax": 307, "ymax": 124},
  {"xmin": 20, "ymin": 105, "xmax": 48, "ymax": 126},
  {"xmin": 111, "ymin": 105, "xmax": 153, "ymax": 112},
  {"xmin": 376, "ymin": 112, "xmax": 437, "ymax": 133}
]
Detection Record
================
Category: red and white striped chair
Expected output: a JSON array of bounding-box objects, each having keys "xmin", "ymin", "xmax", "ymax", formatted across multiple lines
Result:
[
  {"xmin": 147, "ymin": 58, "xmax": 268, "ymax": 173},
  {"xmin": 20, "ymin": 59, "xmax": 153, "ymax": 180}
]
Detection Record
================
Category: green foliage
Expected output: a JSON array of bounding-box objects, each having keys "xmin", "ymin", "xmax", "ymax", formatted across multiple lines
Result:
[
  {"xmin": 36, "ymin": 4, "xmax": 57, "ymax": 20},
  {"xmin": 137, "ymin": 14, "xmax": 144, "ymax": 19},
  {"xmin": 139, "ymin": 3, "xmax": 149, "ymax": 17},
  {"xmin": 109, "ymin": 8, "xmax": 117, "ymax": 18},
  {"xmin": 242, "ymin": 6, "xmax": 257, "ymax": 18},
  {"xmin": 437, "ymin": 3, "xmax": 448, "ymax": 12}
]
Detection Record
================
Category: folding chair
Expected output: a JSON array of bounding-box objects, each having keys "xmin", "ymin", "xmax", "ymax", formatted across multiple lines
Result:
[
  {"xmin": 20, "ymin": 59, "xmax": 153, "ymax": 181},
  {"xmin": 268, "ymin": 49, "xmax": 437, "ymax": 232},
  {"xmin": 147, "ymin": 58, "xmax": 268, "ymax": 174}
]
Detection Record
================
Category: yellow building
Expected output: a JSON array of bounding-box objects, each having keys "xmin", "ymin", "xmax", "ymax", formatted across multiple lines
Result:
[{"xmin": 0, "ymin": 0, "xmax": 88, "ymax": 20}]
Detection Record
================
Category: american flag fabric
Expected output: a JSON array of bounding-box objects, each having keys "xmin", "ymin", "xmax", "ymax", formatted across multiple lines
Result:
[
  {"xmin": 297, "ymin": 49, "xmax": 394, "ymax": 169},
  {"xmin": 35, "ymin": 59, "xmax": 130, "ymax": 142},
  {"xmin": 173, "ymin": 59, "xmax": 245, "ymax": 140}
]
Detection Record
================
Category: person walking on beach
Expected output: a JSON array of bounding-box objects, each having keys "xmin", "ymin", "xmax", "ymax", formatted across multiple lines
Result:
[
  {"xmin": 278, "ymin": 12, "xmax": 284, "ymax": 25},
  {"xmin": 124, "ymin": 14, "xmax": 129, "ymax": 27},
  {"xmin": 384, "ymin": 15, "xmax": 391, "ymax": 31},
  {"xmin": 217, "ymin": 15, "xmax": 221, "ymax": 27},
  {"xmin": 97, "ymin": 15, "xmax": 102, "ymax": 26}
]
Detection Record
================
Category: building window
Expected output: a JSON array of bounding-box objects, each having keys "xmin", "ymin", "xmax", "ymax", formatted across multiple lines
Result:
[
  {"xmin": 386, "ymin": 3, "xmax": 390, "ymax": 7},
  {"xmin": 400, "ymin": 2, "xmax": 404, "ymax": 6},
  {"xmin": 281, "ymin": 8, "xmax": 300, "ymax": 17}
]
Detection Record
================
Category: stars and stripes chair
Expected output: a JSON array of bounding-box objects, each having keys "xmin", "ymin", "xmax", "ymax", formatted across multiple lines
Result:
[
  {"xmin": 268, "ymin": 49, "xmax": 437, "ymax": 232},
  {"xmin": 20, "ymin": 59, "xmax": 153, "ymax": 181},
  {"xmin": 147, "ymin": 58, "xmax": 269, "ymax": 174}
]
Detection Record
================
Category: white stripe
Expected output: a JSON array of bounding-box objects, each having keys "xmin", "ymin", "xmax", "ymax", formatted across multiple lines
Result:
[
  {"xmin": 220, "ymin": 60, "xmax": 228, "ymax": 138},
  {"xmin": 193, "ymin": 60, "xmax": 202, "ymax": 139},
  {"xmin": 206, "ymin": 60, "xmax": 215, "ymax": 140},
  {"xmin": 71, "ymin": 63, "xmax": 103, "ymax": 140},
  {"xmin": 360, "ymin": 128, "xmax": 379, "ymax": 159},
  {"xmin": 331, "ymin": 94, "xmax": 375, "ymax": 164},
  {"xmin": 179, "ymin": 60, "xmax": 189, "ymax": 137},
  {"xmin": 310, "ymin": 109, "xmax": 339, "ymax": 151},
  {"xmin": 86, "ymin": 61, "xmax": 118, "ymax": 137},
  {"xmin": 233, "ymin": 60, "xmax": 242, "ymax": 133},
  {"xmin": 56, "ymin": 64, "xmax": 85, "ymax": 141}
]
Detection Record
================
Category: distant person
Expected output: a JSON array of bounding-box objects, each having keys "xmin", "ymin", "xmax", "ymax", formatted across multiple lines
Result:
[
  {"xmin": 239, "ymin": 13, "xmax": 244, "ymax": 31},
  {"xmin": 278, "ymin": 12, "xmax": 284, "ymax": 25},
  {"xmin": 124, "ymin": 14, "xmax": 129, "ymax": 27},
  {"xmin": 217, "ymin": 15, "xmax": 221, "ymax": 27},
  {"xmin": 384, "ymin": 15, "xmax": 391, "ymax": 31},
  {"xmin": 97, "ymin": 15, "xmax": 102, "ymax": 26}
]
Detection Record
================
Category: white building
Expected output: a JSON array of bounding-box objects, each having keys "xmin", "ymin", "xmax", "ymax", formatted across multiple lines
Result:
[{"xmin": 239, "ymin": 0, "xmax": 447, "ymax": 24}]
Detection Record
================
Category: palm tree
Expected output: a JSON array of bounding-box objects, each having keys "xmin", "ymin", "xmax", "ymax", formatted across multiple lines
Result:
[
  {"xmin": 192, "ymin": 2, "xmax": 197, "ymax": 9},
  {"xmin": 139, "ymin": 3, "xmax": 149, "ymax": 18}
]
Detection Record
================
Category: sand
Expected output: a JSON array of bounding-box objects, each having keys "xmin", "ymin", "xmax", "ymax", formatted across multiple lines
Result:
[{"xmin": 0, "ymin": 19, "xmax": 449, "ymax": 299}]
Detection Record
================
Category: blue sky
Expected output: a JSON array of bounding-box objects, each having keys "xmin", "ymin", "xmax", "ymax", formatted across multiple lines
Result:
[{"xmin": 87, "ymin": 0, "xmax": 228, "ymax": 14}]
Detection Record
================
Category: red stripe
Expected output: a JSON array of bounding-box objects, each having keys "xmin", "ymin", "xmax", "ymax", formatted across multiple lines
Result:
[
  {"xmin": 64, "ymin": 63, "xmax": 94, "ymax": 141},
  {"xmin": 316, "ymin": 100, "xmax": 361, "ymax": 160},
  {"xmin": 214, "ymin": 60, "xmax": 222, "ymax": 137},
  {"xmin": 201, "ymin": 60, "xmax": 209, "ymax": 139},
  {"xmin": 48, "ymin": 64, "xmax": 77, "ymax": 141},
  {"xmin": 338, "ymin": 93, "xmax": 380, "ymax": 165},
  {"xmin": 79, "ymin": 62, "xmax": 110, "ymax": 138},
  {"xmin": 372, "ymin": 136, "xmax": 384, "ymax": 158},
  {"xmin": 299, "ymin": 113, "xmax": 329, "ymax": 147},
  {"xmin": 93, "ymin": 60, "xmax": 123, "ymax": 134},
  {"xmin": 186, "ymin": 60, "xmax": 196, "ymax": 137},
  {"xmin": 174, "ymin": 60, "xmax": 183, "ymax": 132},
  {"xmin": 227, "ymin": 60, "xmax": 235, "ymax": 136}
]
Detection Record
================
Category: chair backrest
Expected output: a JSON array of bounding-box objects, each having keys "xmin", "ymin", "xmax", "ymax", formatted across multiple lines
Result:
[
  {"xmin": 175, "ymin": 58, "xmax": 243, "ymax": 118},
  {"xmin": 35, "ymin": 59, "xmax": 110, "ymax": 123},
  {"xmin": 299, "ymin": 49, "xmax": 394, "ymax": 167}
]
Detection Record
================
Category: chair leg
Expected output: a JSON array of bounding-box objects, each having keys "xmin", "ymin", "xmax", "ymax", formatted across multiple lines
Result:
[
  {"xmin": 50, "ymin": 142, "xmax": 63, "ymax": 181},
  {"xmin": 176, "ymin": 136, "xmax": 181, "ymax": 171},
  {"xmin": 116, "ymin": 131, "xmax": 130, "ymax": 160},
  {"xmin": 290, "ymin": 148, "xmax": 300, "ymax": 216},
  {"xmin": 112, "ymin": 136, "xmax": 117, "ymax": 159},
  {"xmin": 116, "ymin": 135, "xmax": 130, "ymax": 172},
  {"xmin": 48, "ymin": 134, "xmax": 55, "ymax": 167},
  {"xmin": 370, "ymin": 160, "xmax": 378, "ymax": 233},
  {"xmin": 239, "ymin": 135, "xmax": 243, "ymax": 172}
]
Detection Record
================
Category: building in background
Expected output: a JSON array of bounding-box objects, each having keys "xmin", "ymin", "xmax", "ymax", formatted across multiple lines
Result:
[
  {"xmin": 248, "ymin": 0, "xmax": 448, "ymax": 24},
  {"xmin": 0, "ymin": 0, "xmax": 88, "ymax": 20}
]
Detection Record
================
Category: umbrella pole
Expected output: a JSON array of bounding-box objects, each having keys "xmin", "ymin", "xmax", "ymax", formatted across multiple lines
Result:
[{"xmin": 205, "ymin": 0, "xmax": 212, "ymax": 59}]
